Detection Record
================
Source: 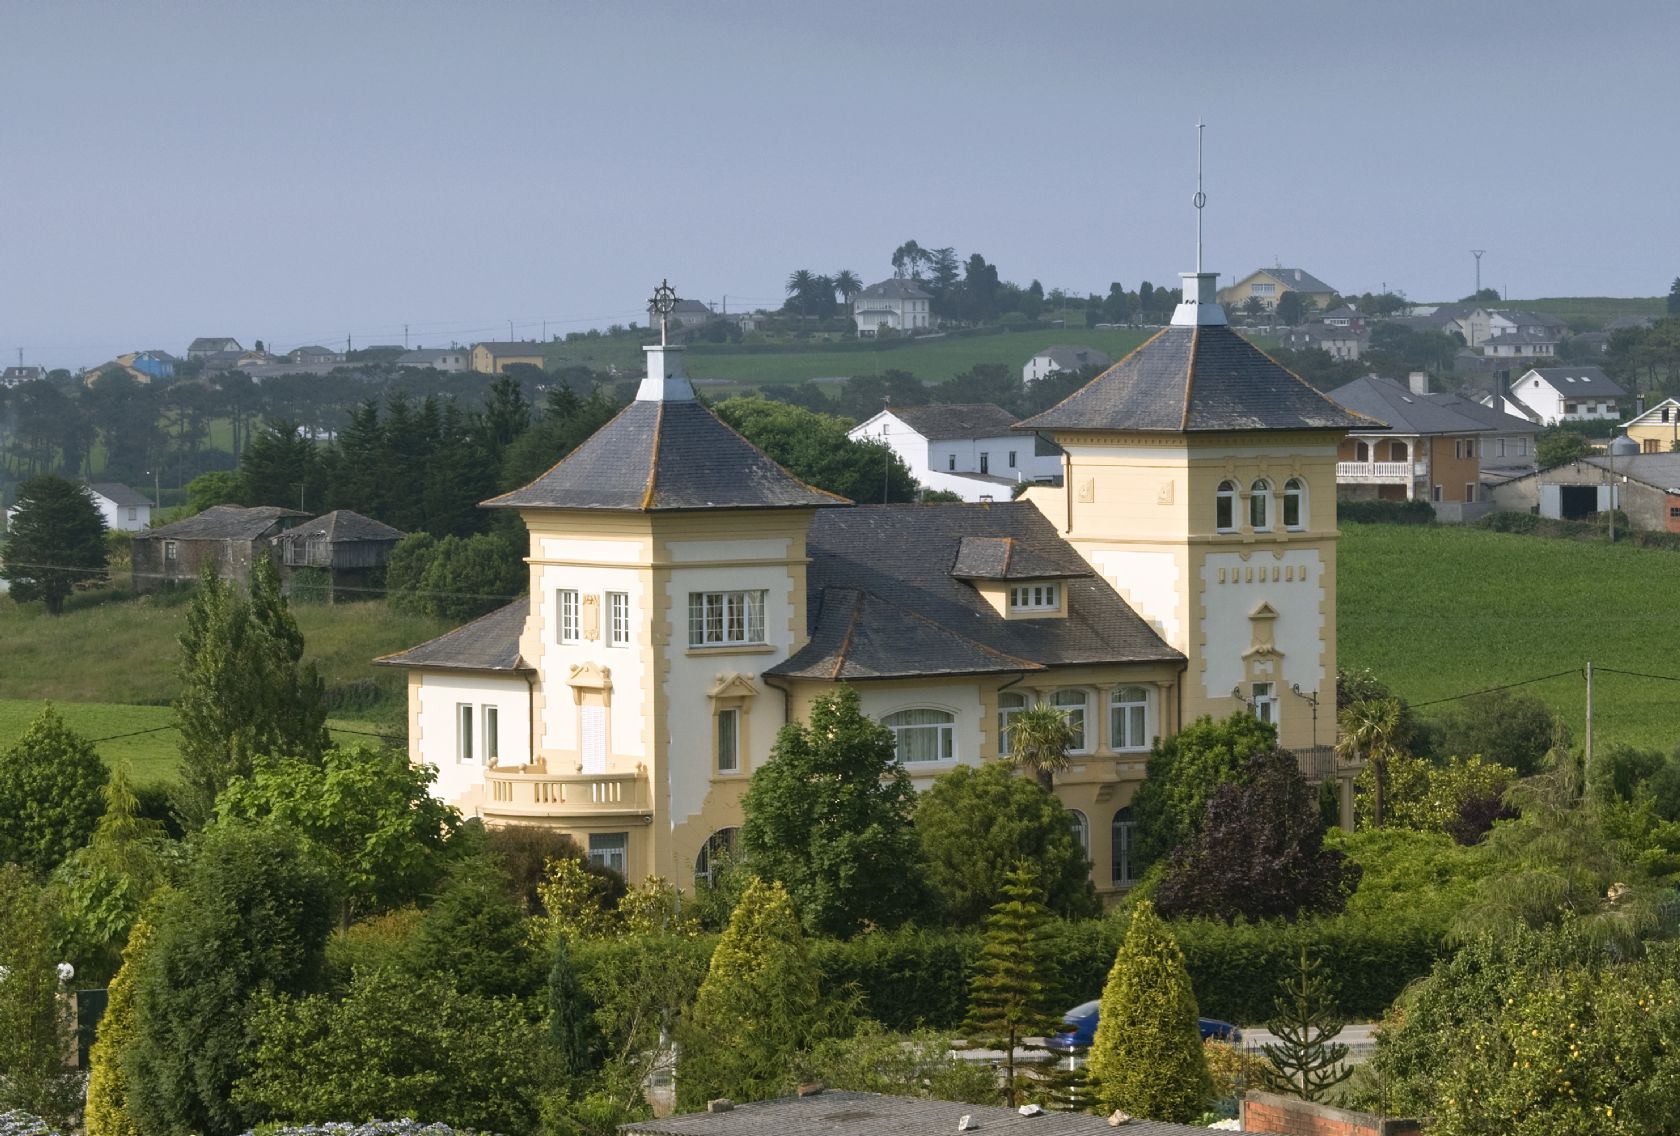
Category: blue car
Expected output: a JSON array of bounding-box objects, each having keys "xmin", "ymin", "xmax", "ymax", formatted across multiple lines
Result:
[{"xmin": 1046, "ymin": 999, "xmax": 1242, "ymax": 1051}]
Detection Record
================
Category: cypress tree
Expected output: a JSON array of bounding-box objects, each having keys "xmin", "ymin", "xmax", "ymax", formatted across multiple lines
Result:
[
  {"xmin": 1259, "ymin": 947, "xmax": 1352, "ymax": 1102},
  {"xmin": 676, "ymin": 878, "xmax": 831, "ymax": 1109},
  {"xmin": 0, "ymin": 474, "xmax": 107, "ymax": 614},
  {"xmin": 1086, "ymin": 902, "xmax": 1211, "ymax": 1123},
  {"xmin": 963, "ymin": 860, "xmax": 1058, "ymax": 1105},
  {"xmin": 85, "ymin": 920, "xmax": 153, "ymax": 1136}
]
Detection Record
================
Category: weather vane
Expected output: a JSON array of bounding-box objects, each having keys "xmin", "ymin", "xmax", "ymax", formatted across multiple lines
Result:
[
  {"xmin": 1193, "ymin": 121, "xmax": 1206, "ymax": 274},
  {"xmin": 650, "ymin": 278, "xmax": 678, "ymax": 346}
]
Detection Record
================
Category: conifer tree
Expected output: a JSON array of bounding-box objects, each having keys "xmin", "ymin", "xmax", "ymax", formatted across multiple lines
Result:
[
  {"xmin": 963, "ymin": 861, "xmax": 1058, "ymax": 1105},
  {"xmin": 547, "ymin": 933, "xmax": 598, "ymax": 1084},
  {"xmin": 676, "ymin": 878, "xmax": 832, "ymax": 1109},
  {"xmin": 1260, "ymin": 947, "xmax": 1352, "ymax": 1102},
  {"xmin": 0, "ymin": 702, "xmax": 109, "ymax": 874},
  {"xmin": 85, "ymin": 919, "xmax": 153, "ymax": 1136},
  {"xmin": 1086, "ymin": 902, "xmax": 1211, "ymax": 1123},
  {"xmin": 0, "ymin": 474, "xmax": 108, "ymax": 614}
]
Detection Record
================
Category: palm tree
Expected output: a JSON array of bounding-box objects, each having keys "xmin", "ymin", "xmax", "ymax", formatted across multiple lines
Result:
[
  {"xmin": 1007, "ymin": 704, "xmax": 1075, "ymax": 792},
  {"xmin": 785, "ymin": 269, "xmax": 815, "ymax": 319},
  {"xmin": 833, "ymin": 270, "xmax": 862, "ymax": 307},
  {"xmin": 1336, "ymin": 697, "xmax": 1403, "ymax": 827}
]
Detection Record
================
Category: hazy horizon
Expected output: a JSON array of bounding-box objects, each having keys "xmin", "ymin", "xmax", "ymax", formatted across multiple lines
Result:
[{"xmin": 5, "ymin": 0, "xmax": 1677, "ymax": 370}]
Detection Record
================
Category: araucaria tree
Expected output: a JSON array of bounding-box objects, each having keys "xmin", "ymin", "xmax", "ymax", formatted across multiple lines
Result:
[
  {"xmin": 1086, "ymin": 902, "xmax": 1211, "ymax": 1123},
  {"xmin": 1154, "ymin": 747, "xmax": 1361, "ymax": 923},
  {"xmin": 740, "ymin": 686, "xmax": 923, "ymax": 936},
  {"xmin": 0, "ymin": 474, "xmax": 108, "ymax": 613},
  {"xmin": 0, "ymin": 703, "xmax": 109, "ymax": 874},
  {"xmin": 1260, "ymin": 947, "xmax": 1352, "ymax": 1102},
  {"xmin": 677, "ymin": 878, "xmax": 832, "ymax": 1109},
  {"xmin": 174, "ymin": 556, "xmax": 328, "ymax": 826},
  {"xmin": 964, "ymin": 861, "xmax": 1058, "ymax": 1106}
]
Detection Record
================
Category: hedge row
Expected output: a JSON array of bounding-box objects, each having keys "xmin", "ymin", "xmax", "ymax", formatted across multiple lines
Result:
[
  {"xmin": 1477, "ymin": 509, "xmax": 1680, "ymax": 550},
  {"xmin": 570, "ymin": 912, "xmax": 1449, "ymax": 1030},
  {"xmin": 1337, "ymin": 499, "xmax": 1437, "ymax": 525}
]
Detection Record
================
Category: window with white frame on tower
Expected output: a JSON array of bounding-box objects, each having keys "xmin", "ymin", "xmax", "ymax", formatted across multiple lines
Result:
[
  {"xmin": 1250, "ymin": 479, "xmax": 1273, "ymax": 531},
  {"xmin": 688, "ymin": 590, "xmax": 766, "ymax": 647},
  {"xmin": 1215, "ymin": 481, "xmax": 1237, "ymax": 532},
  {"xmin": 1008, "ymin": 583, "xmax": 1060, "ymax": 612},
  {"xmin": 1110, "ymin": 686, "xmax": 1151, "ymax": 750},
  {"xmin": 607, "ymin": 591, "xmax": 630, "ymax": 647},
  {"xmin": 557, "ymin": 589, "xmax": 580, "ymax": 643},
  {"xmin": 1052, "ymin": 689, "xmax": 1090, "ymax": 752}
]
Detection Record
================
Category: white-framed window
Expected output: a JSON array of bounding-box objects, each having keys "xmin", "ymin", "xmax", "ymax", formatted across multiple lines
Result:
[
  {"xmin": 1052, "ymin": 689, "xmax": 1089, "ymax": 752},
  {"xmin": 1251, "ymin": 682, "xmax": 1278, "ymax": 727},
  {"xmin": 688, "ymin": 590, "xmax": 766, "ymax": 647},
  {"xmin": 1068, "ymin": 808, "xmax": 1088, "ymax": 854},
  {"xmin": 127, "ymin": 506, "xmax": 137, "ymax": 522},
  {"xmin": 716, "ymin": 707, "xmax": 740, "ymax": 774},
  {"xmin": 164, "ymin": 540, "xmax": 178, "ymax": 563},
  {"xmin": 948, "ymin": 454, "xmax": 956, "ymax": 471},
  {"xmin": 882, "ymin": 708, "xmax": 955, "ymax": 763},
  {"xmin": 695, "ymin": 828, "xmax": 739, "ymax": 887},
  {"xmin": 997, "ymin": 691, "xmax": 1029, "ymax": 756},
  {"xmin": 1253, "ymin": 282, "xmax": 1276, "ymax": 296},
  {"xmin": 607, "ymin": 591, "xmax": 630, "ymax": 647},
  {"xmin": 1112, "ymin": 806, "xmax": 1137, "ymax": 886},
  {"xmin": 482, "ymin": 705, "xmax": 499, "ymax": 763},
  {"xmin": 588, "ymin": 832, "xmax": 628, "ymax": 877},
  {"xmin": 1009, "ymin": 583, "xmax": 1060, "ymax": 612},
  {"xmin": 1250, "ymin": 479, "xmax": 1273, "ymax": 531},
  {"xmin": 557, "ymin": 588, "xmax": 581, "ymax": 643},
  {"xmin": 1215, "ymin": 480, "xmax": 1237, "ymax": 532},
  {"xmin": 1109, "ymin": 686, "xmax": 1150, "ymax": 751},
  {"xmin": 456, "ymin": 704, "xmax": 475, "ymax": 763},
  {"xmin": 1283, "ymin": 477, "xmax": 1306, "ymax": 531}
]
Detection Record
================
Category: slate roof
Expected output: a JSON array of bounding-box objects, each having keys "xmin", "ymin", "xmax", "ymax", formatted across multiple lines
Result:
[
  {"xmin": 133, "ymin": 505, "xmax": 309, "ymax": 541},
  {"xmin": 1484, "ymin": 328, "xmax": 1559, "ymax": 346},
  {"xmin": 1257, "ymin": 267, "xmax": 1336, "ymax": 294},
  {"xmin": 1576, "ymin": 453, "xmax": 1680, "ymax": 491},
  {"xmin": 769, "ymin": 503, "xmax": 1180, "ymax": 681},
  {"xmin": 1031, "ymin": 345, "xmax": 1113, "ymax": 371},
  {"xmin": 397, "ymin": 349, "xmax": 465, "ymax": 365},
  {"xmin": 1433, "ymin": 390, "xmax": 1540, "ymax": 435},
  {"xmin": 88, "ymin": 482, "xmax": 151, "ymax": 508},
  {"xmin": 624, "ymin": 1091, "xmax": 1211, "ymax": 1136},
  {"xmin": 375, "ymin": 600, "xmax": 530, "ymax": 673},
  {"xmin": 1015, "ymin": 324, "xmax": 1379, "ymax": 434},
  {"xmin": 1522, "ymin": 366, "xmax": 1627, "ymax": 398},
  {"xmin": 484, "ymin": 397, "xmax": 850, "ymax": 512},
  {"xmin": 1329, "ymin": 375, "xmax": 1488, "ymax": 435},
  {"xmin": 188, "ymin": 336, "xmax": 242, "ymax": 353},
  {"xmin": 949, "ymin": 534, "xmax": 1090, "ymax": 580},
  {"xmin": 858, "ymin": 278, "xmax": 932, "ymax": 300},
  {"xmin": 276, "ymin": 509, "xmax": 405, "ymax": 544},
  {"xmin": 888, "ymin": 402, "xmax": 1021, "ymax": 440}
]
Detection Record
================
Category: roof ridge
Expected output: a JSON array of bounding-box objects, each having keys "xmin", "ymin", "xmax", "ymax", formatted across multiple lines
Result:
[
  {"xmin": 479, "ymin": 397, "xmax": 644, "ymax": 508},
  {"xmin": 1016, "ymin": 326, "xmax": 1171, "ymax": 429},
  {"xmin": 1180, "ymin": 324, "xmax": 1199, "ymax": 433},
  {"xmin": 829, "ymin": 589, "xmax": 867, "ymax": 681},
  {"xmin": 641, "ymin": 400, "xmax": 665, "ymax": 511}
]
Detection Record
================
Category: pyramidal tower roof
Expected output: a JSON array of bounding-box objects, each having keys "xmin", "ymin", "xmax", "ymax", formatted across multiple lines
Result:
[
  {"xmin": 1017, "ymin": 126, "xmax": 1375, "ymax": 436},
  {"xmin": 484, "ymin": 282, "xmax": 849, "ymax": 513}
]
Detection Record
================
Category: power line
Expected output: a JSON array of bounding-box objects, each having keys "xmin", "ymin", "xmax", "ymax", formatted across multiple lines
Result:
[{"xmin": 1408, "ymin": 668, "xmax": 1582, "ymax": 708}]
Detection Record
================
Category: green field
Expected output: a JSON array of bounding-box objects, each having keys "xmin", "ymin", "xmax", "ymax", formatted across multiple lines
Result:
[
  {"xmin": 1339, "ymin": 523, "xmax": 1679, "ymax": 751},
  {"xmin": 546, "ymin": 326, "xmax": 1156, "ymax": 389}
]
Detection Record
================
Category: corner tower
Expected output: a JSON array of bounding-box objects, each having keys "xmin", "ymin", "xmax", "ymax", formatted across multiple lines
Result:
[{"xmin": 1016, "ymin": 147, "xmax": 1375, "ymax": 753}]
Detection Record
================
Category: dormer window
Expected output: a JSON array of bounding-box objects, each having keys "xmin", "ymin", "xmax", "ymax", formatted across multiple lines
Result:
[{"xmin": 1009, "ymin": 583, "xmax": 1060, "ymax": 612}]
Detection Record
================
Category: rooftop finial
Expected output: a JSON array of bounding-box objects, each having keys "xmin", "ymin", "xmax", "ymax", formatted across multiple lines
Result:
[
  {"xmin": 650, "ymin": 278, "xmax": 678, "ymax": 347},
  {"xmin": 1194, "ymin": 121, "xmax": 1206, "ymax": 274}
]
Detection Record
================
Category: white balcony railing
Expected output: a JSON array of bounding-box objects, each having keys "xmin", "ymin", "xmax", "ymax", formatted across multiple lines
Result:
[{"xmin": 1336, "ymin": 461, "xmax": 1417, "ymax": 483}]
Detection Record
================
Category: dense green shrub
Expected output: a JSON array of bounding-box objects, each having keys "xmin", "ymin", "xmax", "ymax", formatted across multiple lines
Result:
[
  {"xmin": 1337, "ymin": 499, "xmax": 1436, "ymax": 525},
  {"xmin": 810, "ymin": 927, "xmax": 978, "ymax": 1031},
  {"xmin": 0, "ymin": 704, "xmax": 109, "ymax": 874}
]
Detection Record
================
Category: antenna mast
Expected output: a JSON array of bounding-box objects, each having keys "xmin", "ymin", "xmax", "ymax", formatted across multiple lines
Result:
[{"xmin": 1194, "ymin": 121, "xmax": 1206, "ymax": 273}]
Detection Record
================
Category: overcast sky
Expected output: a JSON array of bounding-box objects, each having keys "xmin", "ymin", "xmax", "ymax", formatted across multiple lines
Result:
[{"xmin": 4, "ymin": 0, "xmax": 1676, "ymax": 369}]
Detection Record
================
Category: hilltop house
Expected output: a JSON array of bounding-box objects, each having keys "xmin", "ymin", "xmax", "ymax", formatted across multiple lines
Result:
[
  {"xmin": 853, "ymin": 278, "xmax": 931, "ymax": 337},
  {"xmin": 1216, "ymin": 267, "xmax": 1337, "ymax": 313},
  {"xmin": 275, "ymin": 509, "xmax": 406, "ymax": 596},
  {"xmin": 187, "ymin": 337, "xmax": 243, "ymax": 360},
  {"xmin": 1622, "ymin": 398, "xmax": 1680, "ymax": 453},
  {"xmin": 1, "ymin": 365, "xmax": 45, "ymax": 386},
  {"xmin": 379, "ymin": 264, "xmax": 1369, "ymax": 897},
  {"xmin": 847, "ymin": 403, "xmax": 1062, "ymax": 501},
  {"xmin": 470, "ymin": 341, "xmax": 546, "ymax": 374},
  {"xmin": 1279, "ymin": 323, "xmax": 1365, "ymax": 360},
  {"xmin": 288, "ymin": 345, "xmax": 346, "ymax": 366},
  {"xmin": 1503, "ymin": 366, "xmax": 1626, "ymax": 425},
  {"xmin": 131, "ymin": 505, "xmax": 308, "ymax": 592},
  {"xmin": 397, "ymin": 348, "xmax": 470, "ymax": 372},
  {"xmin": 1022, "ymin": 345, "xmax": 1112, "ymax": 384}
]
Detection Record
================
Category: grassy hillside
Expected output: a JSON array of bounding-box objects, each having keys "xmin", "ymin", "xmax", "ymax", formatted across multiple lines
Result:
[
  {"xmin": 546, "ymin": 326, "xmax": 1154, "ymax": 389},
  {"xmin": 1339, "ymin": 523, "xmax": 1678, "ymax": 751}
]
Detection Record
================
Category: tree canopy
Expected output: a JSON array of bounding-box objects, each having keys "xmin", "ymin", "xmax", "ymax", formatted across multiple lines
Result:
[
  {"xmin": 1, "ymin": 474, "xmax": 107, "ymax": 613},
  {"xmin": 0, "ymin": 703, "xmax": 109, "ymax": 875},
  {"xmin": 712, "ymin": 396, "xmax": 917, "ymax": 503},
  {"xmin": 1130, "ymin": 712, "xmax": 1278, "ymax": 868}
]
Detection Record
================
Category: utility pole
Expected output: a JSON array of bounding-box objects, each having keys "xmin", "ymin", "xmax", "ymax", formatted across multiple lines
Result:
[
  {"xmin": 508, "ymin": 320, "xmax": 515, "ymax": 340},
  {"xmin": 1471, "ymin": 250, "xmax": 1486, "ymax": 295},
  {"xmin": 404, "ymin": 323, "xmax": 409, "ymax": 349},
  {"xmin": 1584, "ymin": 660, "xmax": 1594, "ymax": 775}
]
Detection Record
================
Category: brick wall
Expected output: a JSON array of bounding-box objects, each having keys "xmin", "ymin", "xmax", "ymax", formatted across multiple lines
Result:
[{"xmin": 1241, "ymin": 1091, "xmax": 1422, "ymax": 1136}]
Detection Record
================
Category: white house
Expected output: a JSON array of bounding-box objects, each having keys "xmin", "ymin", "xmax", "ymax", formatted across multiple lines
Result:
[
  {"xmin": 853, "ymin": 278, "xmax": 931, "ymax": 337},
  {"xmin": 847, "ymin": 403, "xmax": 1062, "ymax": 501},
  {"xmin": 1505, "ymin": 366, "xmax": 1626, "ymax": 425},
  {"xmin": 397, "ymin": 348, "xmax": 470, "ymax": 372},
  {"xmin": 1023, "ymin": 345, "xmax": 1112, "ymax": 384},
  {"xmin": 381, "ymin": 264, "xmax": 1368, "ymax": 899},
  {"xmin": 88, "ymin": 483, "xmax": 153, "ymax": 532}
]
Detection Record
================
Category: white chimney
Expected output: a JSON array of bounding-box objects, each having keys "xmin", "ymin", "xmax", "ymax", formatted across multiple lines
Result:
[
  {"xmin": 1408, "ymin": 371, "xmax": 1429, "ymax": 395},
  {"xmin": 637, "ymin": 343, "xmax": 695, "ymax": 402}
]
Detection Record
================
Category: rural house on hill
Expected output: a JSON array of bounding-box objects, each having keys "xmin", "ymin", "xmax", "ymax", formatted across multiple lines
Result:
[
  {"xmin": 275, "ymin": 509, "xmax": 406, "ymax": 596},
  {"xmin": 1023, "ymin": 345, "xmax": 1112, "ymax": 384},
  {"xmin": 381, "ymin": 262, "xmax": 1372, "ymax": 897},
  {"xmin": 131, "ymin": 505, "xmax": 308, "ymax": 592},
  {"xmin": 87, "ymin": 483, "xmax": 153, "ymax": 532},
  {"xmin": 852, "ymin": 278, "xmax": 932, "ymax": 337},
  {"xmin": 848, "ymin": 402, "xmax": 1063, "ymax": 501}
]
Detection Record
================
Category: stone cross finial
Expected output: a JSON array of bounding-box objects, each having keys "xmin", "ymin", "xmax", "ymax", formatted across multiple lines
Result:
[{"xmin": 650, "ymin": 279, "xmax": 678, "ymax": 346}]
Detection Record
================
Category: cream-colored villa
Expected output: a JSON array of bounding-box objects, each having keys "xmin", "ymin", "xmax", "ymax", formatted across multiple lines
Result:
[{"xmin": 380, "ymin": 267, "xmax": 1376, "ymax": 900}]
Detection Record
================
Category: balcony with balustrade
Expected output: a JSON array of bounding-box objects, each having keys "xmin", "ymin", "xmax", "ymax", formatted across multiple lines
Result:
[
  {"xmin": 1335, "ymin": 459, "xmax": 1425, "ymax": 485},
  {"xmin": 483, "ymin": 767, "xmax": 651, "ymax": 822}
]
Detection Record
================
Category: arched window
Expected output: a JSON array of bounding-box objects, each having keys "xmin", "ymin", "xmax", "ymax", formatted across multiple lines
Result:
[
  {"xmin": 882, "ymin": 708, "xmax": 955, "ymax": 763},
  {"xmin": 1215, "ymin": 480, "xmax": 1237, "ymax": 532},
  {"xmin": 1112, "ymin": 806, "xmax": 1138, "ymax": 886},
  {"xmin": 694, "ymin": 827, "xmax": 739, "ymax": 887},
  {"xmin": 1051, "ymin": 689, "xmax": 1089, "ymax": 753},
  {"xmin": 1250, "ymin": 479, "xmax": 1273, "ymax": 531},
  {"xmin": 1068, "ymin": 809, "xmax": 1089, "ymax": 855},
  {"xmin": 1283, "ymin": 477, "xmax": 1306, "ymax": 531},
  {"xmin": 1109, "ymin": 686, "xmax": 1151, "ymax": 751},
  {"xmin": 997, "ymin": 691, "xmax": 1029, "ymax": 756}
]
